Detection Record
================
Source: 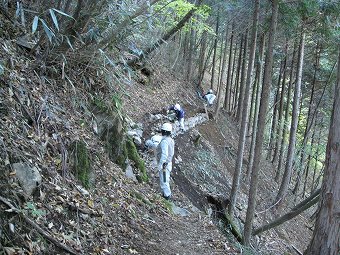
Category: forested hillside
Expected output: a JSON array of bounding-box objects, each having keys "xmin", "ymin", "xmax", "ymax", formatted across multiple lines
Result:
[{"xmin": 0, "ymin": 0, "xmax": 339, "ymax": 254}]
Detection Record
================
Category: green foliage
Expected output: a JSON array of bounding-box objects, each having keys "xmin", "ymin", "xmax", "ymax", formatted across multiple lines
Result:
[
  {"xmin": 279, "ymin": 2, "xmax": 301, "ymax": 33},
  {"xmin": 73, "ymin": 141, "xmax": 91, "ymax": 189},
  {"xmin": 130, "ymin": 190, "xmax": 153, "ymax": 207},
  {"xmin": 111, "ymin": 94, "xmax": 124, "ymax": 121},
  {"xmin": 154, "ymin": 0, "xmax": 213, "ymax": 34},
  {"xmin": 93, "ymin": 96, "xmax": 109, "ymax": 113},
  {"xmin": 297, "ymin": 0, "xmax": 319, "ymax": 19},
  {"xmin": 24, "ymin": 202, "xmax": 46, "ymax": 218},
  {"xmin": 162, "ymin": 198, "xmax": 173, "ymax": 212},
  {"xmin": 92, "ymin": 93, "xmax": 124, "ymax": 119}
]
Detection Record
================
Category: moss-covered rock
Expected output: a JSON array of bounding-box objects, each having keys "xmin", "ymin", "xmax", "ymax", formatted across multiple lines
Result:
[
  {"xmin": 72, "ymin": 141, "xmax": 91, "ymax": 188},
  {"xmin": 92, "ymin": 94, "xmax": 129, "ymax": 169},
  {"xmin": 92, "ymin": 95, "xmax": 147, "ymax": 182},
  {"xmin": 126, "ymin": 138, "xmax": 148, "ymax": 182}
]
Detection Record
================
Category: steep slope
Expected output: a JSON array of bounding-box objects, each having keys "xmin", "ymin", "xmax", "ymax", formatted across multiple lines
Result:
[
  {"xmin": 0, "ymin": 22, "xmax": 313, "ymax": 255},
  {"xmin": 0, "ymin": 34, "xmax": 234, "ymax": 254}
]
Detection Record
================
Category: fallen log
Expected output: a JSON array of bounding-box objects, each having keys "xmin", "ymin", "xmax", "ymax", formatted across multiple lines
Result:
[{"xmin": 0, "ymin": 195, "xmax": 79, "ymax": 255}]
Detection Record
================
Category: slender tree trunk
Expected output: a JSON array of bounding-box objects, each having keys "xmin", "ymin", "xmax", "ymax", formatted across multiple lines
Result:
[
  {"xmin": 228, "ymin": 0, "xmax": 259, "ymax": 217},
  {"xmin": 243, "ymin": 0, "xmax": 279, "ymax": 245},
  {"xmin": 302, "ymin": 115, "xmax": 317, "ymax": 198},
  {"xmin": 210, "ymin": 13, "xmax": 220, "ymax": 90},
  {"xmin": 197, "ymin": 31, "xmax": 208, "ymax": 87},
  {"xmin": 246, "ymin": 33, "xmax": 265, "ymax": 180},
  {"xmin": 202, "ymin": 39, "xmax": 215, "ymax": 83},
  {"xmin": 275, "ymin": 41, "xmax": 297, "ymax": 182},
  {"xmin": 171, "ymin": 30, "xmax": 182, "ymax": 70},
  {"xmin": 276, "ymin": 30, "xmax": 305, "ymax": 203},
  {"xmin": 236, "ymin": 31, "xmax": 249, "ymax": 121},
  {"xmin": 304, "ymin": 45, "xmax": 340, "ymax": 255},
  {"xmin": 224, "ymin": 23, "xmax": 235, "ymax": 109},
  {"xmin": 229, "ymin": 39, "xmax": 239, "ymax": 111},
  {"xmin": 233, "ymin": 35, "xmax": 245, "ymax": 114},
  {"xmin": 293, "ymin": 44, "xmax": 320, "ymax": 197},
  {"xmin": 254, "ymin": 188, "xmax": 320, "ymax": 236},
  {"xmin": 215, "ymin": 27, "xmax": 229, "ymax": 117},
  {"xmin": 311, "ymin": 121, "xmax": 322, "ymax": 195},
  {"xmin": 292, "ymin": 100, "xmax": 305, "ymax": 197},
  {"xmin": 182, "ymin": 30, "xmax": 189, "ymax": 74},
  {"xmin": 267, "ymin": 59, "xmax": 284, "ymax": 160},
  {"xmin": 216, "ymin": 32, "xmax": 225, "ymax": 97},
  {"xmin": 186, "ymin": 25, "xmax": 196, "ymax": 81},
  {"xmin": 272, "ymin": 42, "xmax": 288, "ymax": 164},
  {"xmin": 247, "ymin": 57, "xmax": 256, "ymax": 133}
]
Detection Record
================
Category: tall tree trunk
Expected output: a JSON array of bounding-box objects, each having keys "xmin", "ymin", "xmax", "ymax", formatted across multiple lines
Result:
[
  {"xmin": 293, "ymin": 44, "xmax": 320, "ymax": 197},
  {"xmin": 233, "ymin": 35, "xmax": 245, "ymax": 114},
  {"xmin": 243, "ymin": 0, "xmax": 279, "ymax": 245},
  {"xmin": 272, "ymin": 42, "xmax": 289, "ymax": 164},
  {"xmin": 275, "ymin": 41, "xmax": 297, "ymax": 182},
  {"xmin": 216, "ymin": 32, "xmax": 225, "ymax": 97},
  {"xmin": 223, "ymin": 23, "xmax": 235, "ymax": 109},
  {"xmin": 276, "ymin": 30, "xmax": 305, "ymax": 203},
  {"xmin": 171, "ymin": 30, "xmax": 183, "ymax": 70},
  {"xmin": 310, "ymin": 120, "xmax": 323, "ymax": 195},
  {"xmin": 267, "ymin": 59, "xmax": 284, "ymax": 160},
  {"xmin": 215, "ymin": 27, "xmax": 229, "ymax": 117},
  {"xmin": 302, "ymin": 114, "xmax": 317, "ymax": 198},
  {"xmin": 246, "ymin": 33, "xmax": 265, "ymax": 180},
  {"xmin": 236, "ymin": 31, "xmax": 249, "ymax": 121},
  {"xmin": 304, "ymin": 45, "xmax": 340, "ymax": 255},
  {"xmin": 186, "ymin": 25, "xmax": 196, "ymax": 81},
  {"xmin": 247, "ymin": 86, "xmax": 256, "ymax": 136},
  {"xmin": 210, "ymin": 13, "xmax": 220, "ymax": 90},
  {"xmin": 229, "ymin": 39, "xmax": 239, "ymax": 112},
  {"xmin": 197, "ymin": 31, "xmax": 208, "ymax": 87},
  {"xmin": 202, "ymin": 39, "xmax": 215, "ymax": 84},
  {"xmin": 228, "ymin": 0, "xmax": 259, "ymax": 217},
  {"xmin": 182, "ymin": 30, "xmax": 189, "ymax": 75}
]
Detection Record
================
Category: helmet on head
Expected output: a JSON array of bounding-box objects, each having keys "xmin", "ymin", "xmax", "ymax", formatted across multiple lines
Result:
[
  {"xmin": 174, "ymin": 103, "xmax": 181, "ymax": 110},
  {"xmin": 161, "ymin": 123, "xmax": 172, "ymax": 132},
  {"xmin": 209, "ymin": 89, "xmax": 213, "ymax": 94}
]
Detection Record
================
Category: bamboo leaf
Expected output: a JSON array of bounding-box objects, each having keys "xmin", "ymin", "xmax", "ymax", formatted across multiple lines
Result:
[
  {"xmin": 65, "ymin": 36, "xmax": 74, "ymax": 51},
  {"xmin": 15, "ymin": 1, "xmax": 20, "ymax": 18},
  {"xmin": 52, "ymin": 8, "xmax": 75, "ymax": 20},
  {"xmin": 32, "ymin": 16, "xmax": 39, "ymax": 33},
  {"xmin": 40, "ymin": 18, "xmax": 54, "ymax": 42},
  {"xmin": 49, "ymin": 9, "xmax": 59, "ymax": 31}
]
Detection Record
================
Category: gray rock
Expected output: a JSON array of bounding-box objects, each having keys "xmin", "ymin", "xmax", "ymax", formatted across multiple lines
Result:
[
  {"xmin": 134, "ymin": 128, "xmax": 143, "ymax": 138},
  {"xmin": 125, "ymin": 164, "xmax": 137, "ymax": 182},
  {"xmin": 127, "ymin": 130, "xmax": 138, "ymax": 137},
  {"xmin": 170, "ymin": 202, "xmax": 190, "ymax": 217},
  {"xmin": 133, "ymin": 136, "xmax": 142, "ymax": 146},
  {"xmin": 149, "ymin": 114, "xmax": 163, "ymax": 122},
  {"xmin": 13, "ymin": 163, "xmax": 42, "ymax": 196}
]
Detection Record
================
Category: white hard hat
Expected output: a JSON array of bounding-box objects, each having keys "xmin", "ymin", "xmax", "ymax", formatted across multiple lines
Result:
[
  {"xmin": 174, "ymin": 103, "xmax": 181, "ymax": 110},
  {"xmin": 161, "ymin": 123, "xmax": 172, "ymax": 132},
  {"xmin": 209, "ymin": 89, "xmax": 213, "ymax": 94}
]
